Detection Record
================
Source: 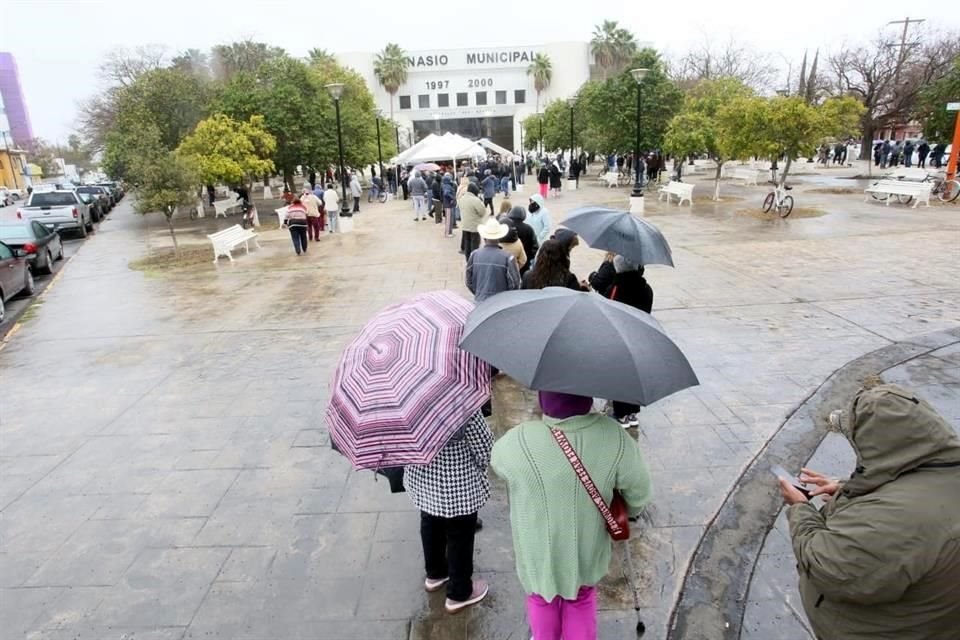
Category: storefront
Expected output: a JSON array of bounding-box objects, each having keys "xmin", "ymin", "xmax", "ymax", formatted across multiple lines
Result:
[{"xmin": 338, "ymin": 43, "xmax": 591, "ymax": 152}]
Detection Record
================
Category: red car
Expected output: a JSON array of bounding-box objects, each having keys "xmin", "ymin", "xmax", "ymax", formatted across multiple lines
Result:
[{"xmin": 0, "ymin": 240, "xmax": 34, "ymax": 325}]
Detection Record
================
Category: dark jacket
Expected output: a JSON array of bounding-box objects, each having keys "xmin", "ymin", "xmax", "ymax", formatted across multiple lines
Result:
[
  {"xmin": 549, "ymin": 165, "xmax": 562, "ymax": 189},
  {"xmin": 521, "ymin": 269, "xmax": 582, "ymax": 291},
  {"xmin": 788, "ymin": 384, "xmax": 960, "ymax": 640},
  {"xmin": 466, "ymin": 245, "xmax": 521, "ymax": 303},
  {"xmin": 442, "ymin": 175, "xmax": 456, "ymax": 207},
  {"xmin": 607, "ymin": 271, "xmax": 653, "ymax": 314},
  {"xmin": 537, "ymin": 166, "xmax": 549, "ymax": 185},
  {"xmin": 917, "ymin": 142, "xmax": 930, "ymax": 157},
  {"xmin": 481, "ymin": 175, "xmax": 497, "ymax": 199},
  {"xmin": 588, "ymin": 261, "xmax": 616, "ymax": 295},
  {"xmin": 514, "ymin": 221, "xmax": 539, "ymax": 269}
]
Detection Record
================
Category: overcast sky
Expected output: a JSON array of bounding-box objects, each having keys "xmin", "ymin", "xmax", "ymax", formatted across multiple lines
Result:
[{"xmin": 2, "ymin": 0, "xmax": 955, "ymax": 143}]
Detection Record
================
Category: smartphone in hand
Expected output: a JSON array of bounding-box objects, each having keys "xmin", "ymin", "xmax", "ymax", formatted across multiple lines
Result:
[{"xmin": 770, "ymin": 465, "xmax": 812, "ymax": 499}]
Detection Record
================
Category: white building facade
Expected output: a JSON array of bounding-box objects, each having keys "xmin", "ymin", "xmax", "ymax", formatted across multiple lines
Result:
[{"xmin": 337, "ymin": 43, "xmax": 592, "ymax": 153}]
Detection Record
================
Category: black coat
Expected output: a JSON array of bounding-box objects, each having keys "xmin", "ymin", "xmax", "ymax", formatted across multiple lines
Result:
[
  {"xmin": 514, "ymin": 221, "xmax": 539, "ymax": 269},
  {"xmin": 588, "ymin": 261, "xmax": 616, "ymax": 294},
  {"xmin": 549, "ymin": 165, "xmax": 562, "ymax": 189},
  {"xmin": 607, "ymin": 271, "xmax": 653, "ymax": 314},
  {"xmin": 537, "ymin": 166, "xmax": 549, "ymax": 185}
]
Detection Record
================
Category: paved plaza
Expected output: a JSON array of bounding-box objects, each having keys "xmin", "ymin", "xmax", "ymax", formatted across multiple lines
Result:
[{"xmin": 1, "ymin": 164, "xmax": 958, "ymax": 639}]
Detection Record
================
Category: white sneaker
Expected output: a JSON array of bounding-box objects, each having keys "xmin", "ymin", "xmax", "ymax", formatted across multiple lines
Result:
[
  {"xmin": 424, "ymin": 576, "xmax": 449, "ymax": 592},
  {"xmin": 445, "ymin": 579, "xmax": 489, "ymax": 613},
  {"xmin": 619, "ymin": 414, "xmax": 639, "ymax": 428}
]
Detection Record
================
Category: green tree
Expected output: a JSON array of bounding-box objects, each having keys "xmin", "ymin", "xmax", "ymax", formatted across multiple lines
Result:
[
  {"xmin": 915, "ymin": 57, "xmax": 960, "ymax": 142},
  {"xmin": 522, "ymin": 100, "xmax": 587, "ymax": 153},
  {"xmin": 527, "ymin": 53, "xmax": 553, "ymax": 113},
  {"xmin": 212, "ymin": 40, "xmax": 286, "ymax": 81},
  {"xmin": 591, "ymin": 20, "xmax": 637, "ymax": 80},
  {"xmin": 373, "ymin": 43, "xmax": 409, "ymax": 123},
  {"xmin": 744, "ymin": 95, "xmax": 865, "ymax": 187},
  {"xmin": 131, "ymin": 150, "xmax": 199, "ymax": 255},
  {"xmin": 663, "ymin": 78, "xmax": 756, "ymax": 199},
  {"xmin": 578, "ymin": 48, "xmax": 682, "ymax": 156},
  {"xmin": 307, "ymin": 48, "xmax": 337, "ymax": 66},
  {"xmin": 177, "ymin": 114, "xmax": 276, "ymax": 187}
]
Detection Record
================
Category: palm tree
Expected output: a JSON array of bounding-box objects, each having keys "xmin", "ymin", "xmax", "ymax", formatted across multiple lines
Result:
[
  {"xmin": 527, "ymin": 53, "xmax": 553, "ymax": 114},
  {"xmin": 373, "ymin": 43, "xmax": 409, "ymax": 123},
  {"xmin": 307, "ymin": 48, "xmax": 336, "ymax": 67},
  {"xmin": 591, "ymin": 20, "xmax": 638, "ymax": 79}
]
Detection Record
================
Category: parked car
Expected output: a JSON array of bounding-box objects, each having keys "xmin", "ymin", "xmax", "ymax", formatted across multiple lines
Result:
[
  {"xmin": 0, "ymin": 220, "xmax": 64, "ymax": 275},
  {"xmin": 17, "ymin": 190, "xmax": 93, "ymax": 237},
  {"xmin": 76, "ymin": 185, "xmax": 113, "ymax": 212},
  {"xmin": 77, "ymin": 192, "xmax": 105, "ymax": 222},
  {"xmin": 0, "ymin": 186, "xmax": 25, "ymax": 201},
  {"xmin": 96, "ymin": 181, "xmax": 124, "ymax": 202},
  {"xmin": 0, "ymin": 240, "xmax": 34, "ymax": 324},
  {"xmin": 0, "ymin": 188, "xmax": 13, "ymax": 206}
]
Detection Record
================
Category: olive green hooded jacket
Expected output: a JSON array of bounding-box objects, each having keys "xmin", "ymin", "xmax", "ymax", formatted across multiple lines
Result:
[{"xmin": 788, "ymin": 384, "xmax": 960, "ymax": 639}]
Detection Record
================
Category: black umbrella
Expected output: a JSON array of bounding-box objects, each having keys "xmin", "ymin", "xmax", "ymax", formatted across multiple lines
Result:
[
  {"xmin": 460, "ymin": 288, "xmax": 698, "ymax": 405},
  {"xmin": 562, "ymin": 207, "xmax": 674, "ymax": 267}
]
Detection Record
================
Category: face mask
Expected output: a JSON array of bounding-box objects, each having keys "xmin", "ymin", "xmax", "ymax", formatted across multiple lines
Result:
[{"xmin": 528, "ymin": 202, "xmax": 540, "ymax": 213}]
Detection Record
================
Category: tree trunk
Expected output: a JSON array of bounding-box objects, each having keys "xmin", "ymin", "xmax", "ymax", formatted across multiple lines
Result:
[
  {"xmin": 284, "ymin": 168, "xmax": 294, "ymax": 192},
  {"xmin": 263, "ymin": 173, "xmax": 269, "ymax": 187},
  {"xmin": 713, "ymin": 163, "xmax": 723, "ymax": 201},
  {"xmin": 165, "ymin": 210, "xmax": 180, "ymax": 256},
  {"xmin": 860, "ymin": 122, "xmax": 875, "ymax": 161},
  {"xmin": 779, "ymin": 156, "xmax": 793, "ymax": 189}
]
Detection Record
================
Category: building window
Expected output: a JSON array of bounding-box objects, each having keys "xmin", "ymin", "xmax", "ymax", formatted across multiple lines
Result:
[
  {"xmin": 495, "ymin": 91, "xmax": 507, "ymax": 105},
  {"xmin": 399, "ymin": 95, "xmax": 412, "ymax": 110},
  {"xmin": 418, "ymin": 94, "xmax": 430, "ymax": 109},
  {"xmin": 475, "ymin": 91, "xmax": 487, "ymax": 106},
  {"xmin": 514, "ymin": 90, "xmax": 526, "ymax": 104},
  {"xmin": 457, "ymin": 92, "xmax": 468, "ymax": 106},
  {"xmin": 438, "ymin": 93, "xmax": 449, "ymax": 108}
]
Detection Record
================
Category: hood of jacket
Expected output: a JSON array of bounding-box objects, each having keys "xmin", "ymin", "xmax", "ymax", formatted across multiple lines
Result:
[
  {"xmin": 839, "ymin": 383, "xmax": 960, "ymax": 497},
  {"xmin": 442, "ymin": 174, "xmax": 454, "ymax": 186}
]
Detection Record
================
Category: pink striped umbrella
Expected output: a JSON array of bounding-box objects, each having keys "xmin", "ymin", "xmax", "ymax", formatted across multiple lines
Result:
[{"xmin": 327, "ymin": 290, "xmax": 491, "ymax": 469}]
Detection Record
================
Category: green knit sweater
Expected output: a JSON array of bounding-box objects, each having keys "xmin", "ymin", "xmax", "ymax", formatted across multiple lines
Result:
[{"xmin": 491, "ymin": 413, "xmax": 652, "ymax": 601}]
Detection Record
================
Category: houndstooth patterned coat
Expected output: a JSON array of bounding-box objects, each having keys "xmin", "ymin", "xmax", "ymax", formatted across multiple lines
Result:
[{"xmin": 404, "ymin": 411, "xmax": 493, "ymax": 518}]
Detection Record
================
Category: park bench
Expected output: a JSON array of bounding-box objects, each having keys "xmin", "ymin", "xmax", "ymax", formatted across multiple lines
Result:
[
  {"xmin": 207, "ymin": 224, "xmax": 260, "ymax": 264},
  {"xmin": 600, "ymin": 172, "xmax": 621, "ymax": 188},
  {"xmin": 863, "ymin": 180, "xmax": 932, "ymax": 208},
  {"xmin": 275, "ymin": 206, "xmax": 289, "ymax": 227},
  {"xmin": 213, "ymin": 194, "xmax": 242, "ymax": 218},
  {"xmin": 658, "ymin": 181, "xmax": 694, "ymax": 206},
  {"xmin": 731, "ymin": 167, "xmax": 759, "ymax": 186}
]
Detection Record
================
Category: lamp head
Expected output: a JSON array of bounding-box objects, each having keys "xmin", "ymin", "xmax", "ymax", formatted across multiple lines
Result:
[
  {"xmin": 325, "ymin": 83, "xmax": 345, "ymax": 100},
  {"xmin": 631, "ymin": 68, "xmax": 650, "ymax": 83}
]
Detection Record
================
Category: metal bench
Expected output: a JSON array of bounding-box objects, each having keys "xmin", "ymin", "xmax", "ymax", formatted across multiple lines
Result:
[
  {"xmin": 864, "ymin": 180, "xmax": 932, "ymax": 208},
  {"xmin": 658, "ymin": 181, "xmax": 694, "ymax": 206},
  {"xmin": 207, "ymin": 224, "xmax": 260, "ymax": 264}
]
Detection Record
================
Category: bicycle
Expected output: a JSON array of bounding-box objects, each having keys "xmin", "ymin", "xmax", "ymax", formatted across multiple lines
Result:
[
  {"xmin": 930, "ymin": 175, "xmax": 960, "ymax": 203},
  {"xmin": 762, "ymin": 184, "xmax": 794, "ymax": 217}
]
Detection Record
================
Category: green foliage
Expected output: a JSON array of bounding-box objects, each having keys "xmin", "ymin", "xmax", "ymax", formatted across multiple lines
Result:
[
  {"xmin": 663, "ymin": 78, "xmax": 755, "ymax": 161},
  {"xmin": 212, "ymin": 40, "xmax": 286, "ymax": 81},
  {"xmin": 578, "ymin": 49, "xmax": 682, "ymax": 154},
  {"xmin": 590, "ymin": 20, "xmax": 637, "ymax": 79},
  {"xmin": 177, "ymin": 114, "xmax": 276, "ymax": 186},
  {"xmin": 522, "ymin": 100, "xmax": 585, "ymax": 152},
  {"xmin": 373, "ymin": 43, "xmax": 409, "ymax": 97},
  {"xmin": 915, "ymin": 58, "xmax": 960, "ymax": 142}
]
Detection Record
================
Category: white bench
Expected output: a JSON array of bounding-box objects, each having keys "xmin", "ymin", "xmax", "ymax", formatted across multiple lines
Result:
[
  {"xmin": 207, "ymin": 224, "xmax": 260, "ymax": 264},
  {"xmin": 731, "ymin": 167, "xmax": 759, "ymax": 186},
  {"xmin": 600, "ymin": 172, "xmax": 621, "ymax": 188},
  {"xmin": 864, "ymin": 180, "xmax": 932, "ymax": 208},
  {"xmin": 275, "ymin": 206, "xmax": 289, "ymax": 227},
  {"xmin": 658, "ymin": 181, "xmax": 694, "ymax": 206},
  {"xmin": 213, "ymin": 194, "xmax": 242, "ymax": 218}
]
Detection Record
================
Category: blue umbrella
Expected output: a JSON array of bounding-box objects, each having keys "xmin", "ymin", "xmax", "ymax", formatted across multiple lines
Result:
[{"xmin": 562, "ymin": 207, "xmax": 674, "ymax": 267}]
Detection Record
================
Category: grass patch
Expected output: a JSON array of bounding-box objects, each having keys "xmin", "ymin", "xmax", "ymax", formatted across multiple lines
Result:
[
  {"xmin": 128, "ymin": 245, "xmax": 214, "ymax": 273},
  {"xmin": 736, "ymin": 206, "xmax": 826, "ymax": 220}
]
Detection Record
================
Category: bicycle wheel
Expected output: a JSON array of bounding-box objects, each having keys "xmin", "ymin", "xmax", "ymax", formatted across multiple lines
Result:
[
  {"xmin": 778, "ymin": 195, "xmax": 794, "ymax": 218},
  {"xmin": 896, "ymin": 194, "xmax": 914, "ymax": 205},
  {"xmin": 939, "ymin": 179, "xmax": 960, "ymax": 203},
  {"xmin": 762, "ymin": 192, "xmax": 775, "ymax": 213}
]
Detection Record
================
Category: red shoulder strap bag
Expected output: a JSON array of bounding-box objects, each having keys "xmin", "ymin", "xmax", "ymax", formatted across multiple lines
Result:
[{"xmin": 550, "ymin": 428, "xmax": 629, "ymax": 541}]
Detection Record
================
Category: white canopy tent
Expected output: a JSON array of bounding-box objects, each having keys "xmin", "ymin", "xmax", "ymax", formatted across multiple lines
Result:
[
  {"xmin": 476, "ymin": 138, "xmax": 513, "ymax": 157},
  {"xmin": 402, "ymin": 133, "xmax": 487, "ymax": 166},
  {"xmin": 389, "ymin": 133, "xmax": 441, "ymax": 165}
]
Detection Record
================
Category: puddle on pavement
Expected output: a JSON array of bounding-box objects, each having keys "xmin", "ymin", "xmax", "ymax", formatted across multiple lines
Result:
[{"xmin": 736, "ymin": 207, "xmax": 826, "ymax": 220}]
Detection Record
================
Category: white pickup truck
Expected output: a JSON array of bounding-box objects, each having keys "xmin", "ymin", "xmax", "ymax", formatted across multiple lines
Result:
[{"xmin": 17, "ymin": 190, "xmax": 94, "ymax": 237}]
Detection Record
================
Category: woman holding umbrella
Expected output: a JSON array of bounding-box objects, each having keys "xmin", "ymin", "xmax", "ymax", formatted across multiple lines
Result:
[
  {"xmin": 522, "ymin": 240, "xmax": 588, "ymax": 291},
  {"xmin": 404, "ymin": 410, "xmax": 494, "ymax": 613}
]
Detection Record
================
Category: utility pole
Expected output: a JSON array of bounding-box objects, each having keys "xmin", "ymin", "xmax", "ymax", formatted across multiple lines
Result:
[{"xmin": 887, "ymin": 16, "xmax": 925, "ymax": 82}]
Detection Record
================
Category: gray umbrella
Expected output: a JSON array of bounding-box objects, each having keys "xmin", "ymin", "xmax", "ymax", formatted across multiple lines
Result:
[
  {"xmin": 460, "ymin": 288, "xmax": 698, "ymax": 405},
  {"xmin": 561, "ymin": 207, "xmax": 674, "ymax": 267}
]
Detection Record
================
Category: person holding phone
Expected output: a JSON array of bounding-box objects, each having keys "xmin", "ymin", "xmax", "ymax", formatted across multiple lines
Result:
[{"xmin": 778, "ymin": 382, "xmax": 960, "ymax": 639}]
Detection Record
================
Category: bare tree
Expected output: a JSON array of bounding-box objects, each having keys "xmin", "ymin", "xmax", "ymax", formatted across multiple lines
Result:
[
  {"xmin": 829, "ymin": 28, "xmax": 959, "ymax": 158},
  {"xmin": 99, "ymin": 45, "xmax": 166, "ymax": 87},
  {"xmin": 669, "ymin": 37, "xmax": 777, "ymax": 91}
]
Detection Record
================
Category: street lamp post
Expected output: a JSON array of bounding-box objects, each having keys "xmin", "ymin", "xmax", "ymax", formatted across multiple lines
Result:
[
  {"xmin": 629, "ymin": 68, "xmax": 649, "ymax": 213},
  {"xmin": 375, "ymin": 113, "xmax": 384, "ymax": 185},
  {"xmin": 566, "ymin": 97, "xmax": 576, "ymax": 182},
  {"xmin": 325, "ymin": 83, "xmax": 352, "ymax": 217},
  {"xmin": 538, "ymin": 116, "xmax": 543, "ymax": 156}
]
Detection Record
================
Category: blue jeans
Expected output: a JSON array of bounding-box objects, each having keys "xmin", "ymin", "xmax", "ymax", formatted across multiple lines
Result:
[{"xmin": 327, "ymin": 210, "xmax": 339, "ymax": 232}]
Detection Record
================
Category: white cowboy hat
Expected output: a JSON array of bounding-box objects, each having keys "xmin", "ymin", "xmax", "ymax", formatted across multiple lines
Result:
[{"xmin": 477, "ymin": 217, "xmax": 509, "ymax": 241}]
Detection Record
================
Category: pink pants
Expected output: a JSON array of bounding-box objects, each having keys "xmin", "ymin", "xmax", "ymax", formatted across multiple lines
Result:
[
  {"xmin": 539, "ymin": 183, "xmax": 549, "ymax": 198},
  {"xmin": 526, "ymin": 586, "xmax": 597, "ymax": 640}
]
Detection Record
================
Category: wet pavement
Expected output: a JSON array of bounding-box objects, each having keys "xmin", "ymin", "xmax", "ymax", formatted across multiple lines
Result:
[{"xmin": 1, "ymin": 162, "xmax": 958, "ymax": 640}]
